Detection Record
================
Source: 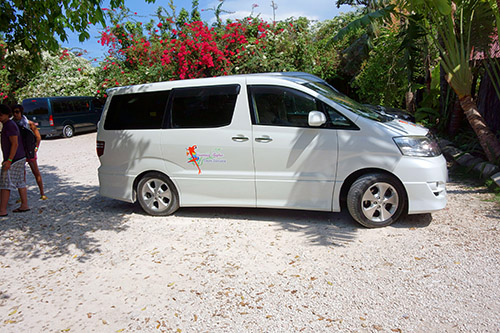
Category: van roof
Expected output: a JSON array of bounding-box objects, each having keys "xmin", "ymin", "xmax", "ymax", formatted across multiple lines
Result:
[
  {"xmin": 107, "ymin": 72, "xmax": 325, "ymax": 94},
  {"xmin": 22, "ymin": 96, "xmax": 96, "ymax": 102}
]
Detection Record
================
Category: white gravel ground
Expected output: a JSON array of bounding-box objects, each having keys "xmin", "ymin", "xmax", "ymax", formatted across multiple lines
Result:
[{"xmin": 0, "ymin": 132, "xmax": 499, "ymax": 332}]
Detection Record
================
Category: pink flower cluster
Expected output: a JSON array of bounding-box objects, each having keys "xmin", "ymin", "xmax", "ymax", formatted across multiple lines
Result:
[
  {"xmin": 159, "ymin": 21, "xmax": 230, "ymax": 79},
  {"xmin": 97, "ymin": 16, "xmax": 280, "ymax": 94}
]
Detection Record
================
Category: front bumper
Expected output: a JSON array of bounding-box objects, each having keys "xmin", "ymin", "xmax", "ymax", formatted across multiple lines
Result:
[{"xmin": 393, "ymin": 155, "xmax": 448, "ymax": 214}]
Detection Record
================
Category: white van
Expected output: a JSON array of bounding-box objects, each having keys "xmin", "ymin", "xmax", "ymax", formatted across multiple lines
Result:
[{"xmin": 96, "ymin": 72, "xmax": 447, "ymax": 228}]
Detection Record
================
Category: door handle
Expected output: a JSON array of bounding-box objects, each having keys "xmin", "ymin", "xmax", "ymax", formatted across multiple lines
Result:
[
  {"xmin": 232, "ymin": 135, "xmax": 249, "ymax": 142},
  {"xmin": 255, "ymin": 136, "xmax": 273, "ymax": 143}
]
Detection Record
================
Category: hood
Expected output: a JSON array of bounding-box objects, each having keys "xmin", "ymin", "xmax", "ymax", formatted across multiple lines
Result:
[{"xmin": 379, "ymin": 119, "xmax": 429, "ymax": 136}]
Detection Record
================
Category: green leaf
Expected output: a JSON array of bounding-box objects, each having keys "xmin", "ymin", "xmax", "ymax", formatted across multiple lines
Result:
[
  {"xmin": 94, "ymin": 9, "xmax": 105, "ymax": 26},
  {"xmin": 78, "ymin": 31, "xmax": 90, "ymax": 42},
  {"xmin": 431, "ymin": 0, "xmax": 452, "ymax": 15},
  {"xmin": 412, "ymin": 0, "xmax": 426, "ymax": 5}
]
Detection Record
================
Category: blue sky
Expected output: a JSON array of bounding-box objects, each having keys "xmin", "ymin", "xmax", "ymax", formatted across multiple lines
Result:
[{"xmin": 60, "ymin": 0, "xmax": 354, "ymax": 63}]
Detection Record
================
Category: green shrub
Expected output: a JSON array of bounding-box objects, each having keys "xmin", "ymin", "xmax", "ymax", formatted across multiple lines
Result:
[
  {"xmin": 351, "ymin": 29, "xmax": 407, "ymax": 108},
  {"xmin": 16, "ymin": 49, "xmax": 98, "ymax": 101}
]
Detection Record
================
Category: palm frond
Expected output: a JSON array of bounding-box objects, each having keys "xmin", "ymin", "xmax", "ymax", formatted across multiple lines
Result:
[
  {"xmin": 485, "ymin": 58, "xmax": 500, "ymax": 99},
  {"xmin": 331, "ymin": 4, "xmax": 396, "ymax": 42}
]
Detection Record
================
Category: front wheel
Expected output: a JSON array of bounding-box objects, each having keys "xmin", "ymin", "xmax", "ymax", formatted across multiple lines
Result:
[
  {"xmin": 62, "ymin": 125, "xmax": 74, "ymax": 138},
  {"xmin": 347, "ymin": 173, "xmax": 406, "ymax": 228},
  {"xmin": 136, "ymin": 172, "xmax": 179, "ymax": 216}
]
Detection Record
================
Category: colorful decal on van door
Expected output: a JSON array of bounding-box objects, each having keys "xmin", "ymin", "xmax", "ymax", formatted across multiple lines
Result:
[
  {"xmin": 186, "ymin": 146, "xmax": 227, "ymax": 174},
  {"xmin": 186, "ymin": 145, "xmax": 202, "ymax": 174}
]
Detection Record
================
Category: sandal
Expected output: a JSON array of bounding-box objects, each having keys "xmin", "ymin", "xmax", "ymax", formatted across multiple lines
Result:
[
  {"xmin": 40, "ymin": 195, "xmax": 48, "ymax": 200},
  {"xmin": 13, "ymin": 208, "xmax": 30, "ymax": 213}
]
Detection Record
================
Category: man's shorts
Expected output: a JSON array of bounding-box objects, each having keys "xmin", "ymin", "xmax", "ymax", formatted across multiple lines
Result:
[{"xmin": 0, "ymin": 158, "xmax": 27, "ymax": 190}]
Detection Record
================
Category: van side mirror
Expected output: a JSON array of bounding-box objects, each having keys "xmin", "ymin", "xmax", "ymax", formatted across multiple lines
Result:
[{"xmin": 308, "ymin": 111, "xmax": 327, "ymax": 127}]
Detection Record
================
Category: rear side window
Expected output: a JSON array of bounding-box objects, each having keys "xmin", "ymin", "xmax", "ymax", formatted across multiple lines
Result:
[
  {"xmin": 23, "ymin": 99, "xmax": 49, "ymax": 116},
  {"xmin": 171, "ymin": 85, "xmax": 240, "ymax": 128},
  {"xmin": 72, "ymin": 99, "xmax": 91, "ymax": 112},
  {"xmin": 52, "ymin": 100, "xmax": 76, "ymax": 114},
  {"xmin": 104, "ymin": 91, "xmax": 170, "ymax": 130},
  {"xmin": 93, "ymin": 98, "xmax": 105, "ymax": 112}
]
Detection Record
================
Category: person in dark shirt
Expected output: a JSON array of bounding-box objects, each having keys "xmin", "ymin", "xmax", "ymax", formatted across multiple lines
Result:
[
  {"xmin": 12, "ymin": 104, "xmax": 47, "ymax": 200},
  {"xmin": 0, "ymin": 104, "xmax": 29, "ymax": 216}
]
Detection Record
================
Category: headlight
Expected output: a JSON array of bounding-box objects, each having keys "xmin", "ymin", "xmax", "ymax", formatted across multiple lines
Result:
[{"xmin": 393, "ymin": 133, "xmax": 441, "ymax": 157}]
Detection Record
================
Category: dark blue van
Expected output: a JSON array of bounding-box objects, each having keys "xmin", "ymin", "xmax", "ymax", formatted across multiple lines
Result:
[{"xmin": 22, "ymin": 96, "xmax": 104, "ymax": 138}]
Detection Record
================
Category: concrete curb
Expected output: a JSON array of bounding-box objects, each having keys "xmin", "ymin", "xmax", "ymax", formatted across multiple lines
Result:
[{"xmin": 439, "ymin": 138, "xmax": 500, "ymax": 188}]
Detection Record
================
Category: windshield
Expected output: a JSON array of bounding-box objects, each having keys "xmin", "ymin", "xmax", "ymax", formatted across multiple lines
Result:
[{"xmin": 295, "ymin": 79, "xmax": 391, "ymax": 122}]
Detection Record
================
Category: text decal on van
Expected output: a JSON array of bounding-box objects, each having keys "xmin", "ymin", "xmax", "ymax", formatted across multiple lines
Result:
[{"xmin": 186, "ymin": 145, "xmax": 227, "ymax": 174}]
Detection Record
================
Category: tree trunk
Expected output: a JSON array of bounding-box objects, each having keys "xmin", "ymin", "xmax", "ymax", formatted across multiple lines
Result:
[
  {"xmin": 405, "ymin": 90, "xmax": 415, "ymax": 114},
  {"xmin": 448, "ymin": 99, "xmax": 463, "ymax": 137},
  {"xmin": 460, "ymin": 95, "xmax": 500, "ymax": 163},
  {"xmin": 439, "ymin": 64, "xmax": 455, "ymax": 133}
]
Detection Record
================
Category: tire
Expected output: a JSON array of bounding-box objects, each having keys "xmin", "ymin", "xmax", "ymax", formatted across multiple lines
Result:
[
  {"xmin": 136, "ymin": 172, "xmax": 179, "ymax": 216},
  {"xmin": 347, "ymin": 173, "xmax": 406, "ymax": 228},
  {"xmin": 62, "ymin": 125, "xmax": 74, "ymax": 138}
]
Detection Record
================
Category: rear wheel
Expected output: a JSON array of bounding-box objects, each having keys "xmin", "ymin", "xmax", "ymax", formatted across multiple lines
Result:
[
  {"xmin": 347, "ymin": 173, "xmax": 406, "ymax": 228},
  {"xmin": 62, "ymin": 125, "xmax": 74, "ymax": 138},
  {"xmin": 136, "ymin": 172, "xmax": 179, "ymax": 216}
]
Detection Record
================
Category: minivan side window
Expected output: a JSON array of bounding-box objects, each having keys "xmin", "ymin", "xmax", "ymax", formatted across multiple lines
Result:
[
  {"xmin": 249, "ymin": 86, "xmax": 321, "ymax": 127},
  {"xmin": 72, "ymin": 99, "xmax": 91, "ymax": 113},
  {"xmin": 52, "ymin": 100, "xmax": 76, "ymax": 114},
  {"xmin": 170, "ymin": 85, "xmax": 240, "ymax": 128},
  {"xmin": 104, "ymin": 91, "xmax": 170, "ymax": 130}
]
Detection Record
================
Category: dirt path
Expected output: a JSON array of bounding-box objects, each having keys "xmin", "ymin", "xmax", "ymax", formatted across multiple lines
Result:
[{"xmin": 0, "ymin": 132, "xmax": 499, "ymax": 332}]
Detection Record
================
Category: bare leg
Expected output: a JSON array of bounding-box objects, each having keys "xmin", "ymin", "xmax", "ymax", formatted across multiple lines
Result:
[
  {"xmin": 0, "ymin": 189, "xmax": 10, "ymax": 215},
  {"xmin": 17, "ymin": 187, "xmax": 29, "ymax": 211},
  {"xmin": 28, "ymin": 160, "xmax": 45, "ymax": 198}
]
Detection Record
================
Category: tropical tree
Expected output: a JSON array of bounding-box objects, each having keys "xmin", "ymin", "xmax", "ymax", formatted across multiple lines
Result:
[
  {"xmin": 0, "ymin": 0, "xmax": 155, "ymax": 68},
  {"xmin": 413, "ymin": 0, "xmax": 500, "ymax": 162},
  {"xmin": 334, "ymin": 0, "xmax": 500, "ymax": 163}
]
